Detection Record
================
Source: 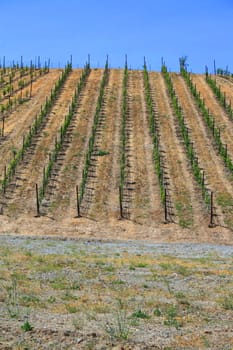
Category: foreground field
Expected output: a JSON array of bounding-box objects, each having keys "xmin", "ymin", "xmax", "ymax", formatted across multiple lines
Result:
[{"xmin": 0, "ymin": 236, "xmax": 233, "ymax": 349}]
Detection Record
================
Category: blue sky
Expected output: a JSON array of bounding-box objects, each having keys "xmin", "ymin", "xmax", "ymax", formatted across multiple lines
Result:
[{"xmin": 0, "ymin": 0, "xmax": 232, "ymax": 72}]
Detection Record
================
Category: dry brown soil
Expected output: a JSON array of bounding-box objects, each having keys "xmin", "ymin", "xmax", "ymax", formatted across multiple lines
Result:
[{"xmin": 0, "ymin": 69, "xmax": 233, "ymax": 244}]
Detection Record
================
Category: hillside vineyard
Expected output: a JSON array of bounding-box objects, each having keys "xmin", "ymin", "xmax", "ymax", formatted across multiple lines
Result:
[{"xmin": 1, "ymin": 59, "xmax": 233, "ymax": 231}]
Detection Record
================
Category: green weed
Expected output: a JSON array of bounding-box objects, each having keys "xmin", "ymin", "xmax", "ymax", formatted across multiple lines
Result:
[
  {"xmin": 21, "ymin": 320, "xmax": 33, "ymax": 332},
  {"xmin": 5, "ymin": 276, "xmax": 19, "ymax": 318},
  {"xmin": 96, "ymin": 150, "xmax": 110, "ymax": 156},
  {"xmin": 131, "ymin": 309, "xmax": 150, "ymax": 319},
  {"xmin": 104, "ymin": 299, "xmax": 131, "ymax": 341}
]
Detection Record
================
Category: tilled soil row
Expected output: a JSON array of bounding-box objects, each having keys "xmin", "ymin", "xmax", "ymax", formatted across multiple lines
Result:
[
  {"xmin": 2, "ymin": 70, "xmax": 82, "ymax": 216},
  {"xmin": 150, "ymin": 72, "xmax": 206, "ymax": 228},
  {"xmin": 0, "ymin": 70, "xmax": 233, "ymax": 233},
  {"xmin": 171, "ymin": 73, "xmax": 233, "ymax": 229},
  {"xmin": 44, "ymin": 69, "xmax": 104, "ymax": 219},
  {"xmin": 0, "ymin": 70, "xmax": 61, "ymax": 175},
  {"xmin": 192, "ymin": 74, "xmax": 233, "ymax": 160}
]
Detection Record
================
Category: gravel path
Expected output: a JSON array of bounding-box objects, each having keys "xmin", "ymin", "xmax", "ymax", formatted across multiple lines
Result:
[{"xmin": 1, "ymin": 234, "xmax": 233, "ymax": 258}]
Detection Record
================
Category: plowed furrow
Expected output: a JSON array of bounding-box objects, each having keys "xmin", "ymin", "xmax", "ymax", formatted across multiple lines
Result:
[
  {"xmin": 0, "ymin": 69, "xmax": 61, "ymax": 175},
  {"xmin": 0, "ymin": 70, "xmax": 23, "ymax": 90},
  {"xmin": 0, "ymin": 70, "xmax": 44, "ymax": 104},
  {"xmin": 192, "ymin": 74, "xmax": 233, "ymax": 159},
  {"xmin": 150, "ymin": 72, "xmax": 205, "ymax": 228},
  {"xmin": 44, "ymin": 69, "xmax": 104, "ymax": 218},
  {"xmin": 79, "ymin": 71, "xmax": 109, "ymax": 217},
  {"xmin": 127, "ymin": 70, "xmax": 162, "ymax": 224},
  {"xmin": 87, "ymin": 69, "xmax": 123, "ymax": 220},
  {"xmin": 4, "ymin": 70, "xmax": 82, "ymax": 216},
  {"xmin": 216, "ymin": 75, "xmax": 233, "ymax": 106},
  {"xmin": 121, "ymin": 70, "xmax": 132, "ymax": 219},
  {"xmin": 172, "ymin": 73, "xmax": 233, "ymax": 228}
]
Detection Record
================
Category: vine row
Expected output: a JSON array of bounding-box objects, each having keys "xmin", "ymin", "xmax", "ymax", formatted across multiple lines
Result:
[
  {"xmin": 79, "ymin": 58, "xmax": 109, "ymax": 205},
  {"xmin": 1, "ymin": 62, "xmax": 72, "ymax": 193},
  {"xmin": 0, "ymin": 71, "xmax": 48, "ymax": 121},
  {"xmin": 143, "ymin": 60, "xmax": 173, "ymax": 221},
  {"xmin": 205, "ymin": 72, "xmax": 233, "ymax": 120},
  {"xmin": 162, "ymin": 64, "xmax": 211, "ymax": 208},
  {"xmin": 39, "ymin": 63, "xmax": 91, "ymax": 201},
  {"xmin": 119, "ymin": 58, "xmax": 128, "ymax": 217},
  {"xmin": 181, "ymin": 68, "xmax": 233, "ymax": 173}
]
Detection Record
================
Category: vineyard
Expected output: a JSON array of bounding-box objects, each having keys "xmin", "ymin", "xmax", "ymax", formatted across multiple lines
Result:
[{"xmin": 1, "ymin": 58, "xmax": 233, "ymax": 243}]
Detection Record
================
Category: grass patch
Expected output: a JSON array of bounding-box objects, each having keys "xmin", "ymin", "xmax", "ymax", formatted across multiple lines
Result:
[
  {"xmin": 221, "ymin": 293, "xmax": 233, "ymax": 310},
  {"xmin": 134, "ymin": 262, "xmax": 148, "ymax": 268},
  {"xmin": 163, "ymin": 304, "xmax": 183, "ymax": 329},
  {"xmin": 217, "ymin": 194, "xmax": 233, "ymax": 207},
  {"xmin": 175, "ymin": 201, "xmax": 193, "ymax": 228},
  {"xmin": 104, "ymin": 299, "xmax": 131, "ymax": 340},
  {"xmin": 111, "ymin": 279, "xmax": 125, "ymax": 285},
  {"xmin": 20, "ymin": 294, "xmax": 40, "ymax": 307},
  {"xmin": 66, "ymin": 304, "xmax": 78, "ymax": 313},
  {"xmin": 159, "ymin": 259, "xmax": 193, "ymax": 276}
]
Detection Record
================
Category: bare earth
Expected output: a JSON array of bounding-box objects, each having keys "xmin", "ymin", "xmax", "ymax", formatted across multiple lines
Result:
[
  {"xmin": 0, "ymin": 69, "xmax": 232, "ymax": 244},
  {"xmin": 0, "ymin": 68, "xmax": 233, "ymax": 349}
]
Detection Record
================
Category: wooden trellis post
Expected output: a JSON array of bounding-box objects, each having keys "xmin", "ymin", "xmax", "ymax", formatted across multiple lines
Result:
[
  {"xmin": 76, "ymin": 185, "xmax": 81, "ymax": 218},
  {"xmin": 209, "ymin": 191, "xmax": 216, "ymax": 228},
  {"xmin": 2, "ymin": 117, "xmax": 5, "ymax": 137},
  {"xmin": 119, "ymin": 186, "xmax": 123, "ymax": 219},
  {"xmin": 3, "ymin": 166, "xmax": 6, "ymax": 194},
  {"xmin": 164, "ymin": 189, "xmax": 168, "ymax": 223},
  {"xmin": 35, "ymin": 184, "xmax": 40, "ymax": 217}
]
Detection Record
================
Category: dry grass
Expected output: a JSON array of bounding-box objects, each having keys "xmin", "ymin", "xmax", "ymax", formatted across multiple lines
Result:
[{"xmin": 0, "ymin": 240, "xmax": 233, "ymax": 349}]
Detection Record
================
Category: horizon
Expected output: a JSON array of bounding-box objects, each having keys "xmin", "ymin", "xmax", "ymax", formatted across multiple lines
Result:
[{"xmin": 0, "ymin": 54, "xmax": 228, "ymax": 75}]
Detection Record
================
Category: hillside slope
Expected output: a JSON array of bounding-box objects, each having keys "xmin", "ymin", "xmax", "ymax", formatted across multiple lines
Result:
[{"xmin": 0, "ymin": 68, "xmax": 233, "ymax": 243}]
